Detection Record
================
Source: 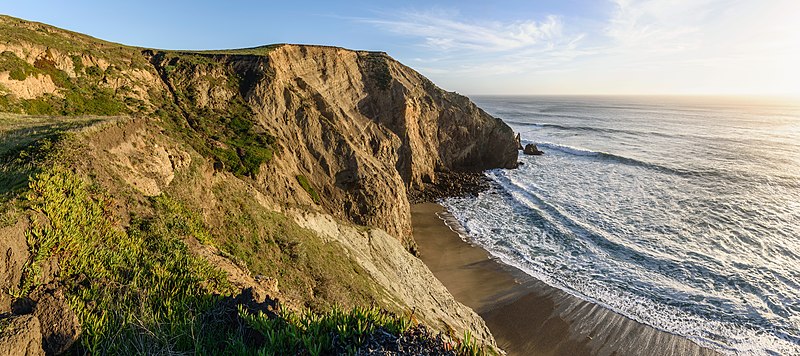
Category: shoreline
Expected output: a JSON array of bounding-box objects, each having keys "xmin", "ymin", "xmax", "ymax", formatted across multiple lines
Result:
[{"xmin": 411, "ymin": 202, "xmax": 718, "ymax": 356}]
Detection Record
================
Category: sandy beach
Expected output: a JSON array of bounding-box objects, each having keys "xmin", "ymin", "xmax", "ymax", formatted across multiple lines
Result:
[{"xmin": 412, "ymin": 203, "xmax": 718, "ymax": 356}]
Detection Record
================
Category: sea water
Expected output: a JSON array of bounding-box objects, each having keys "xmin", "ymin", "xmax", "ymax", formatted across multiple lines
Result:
[{"xmin": 441, "ymin": 96, "xmax": 800, "ymax": 355}]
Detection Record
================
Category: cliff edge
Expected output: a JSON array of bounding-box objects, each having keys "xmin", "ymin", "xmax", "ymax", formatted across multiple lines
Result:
[
  {"xmin": 144, "ymin": 44, "xmax": 518, "ymax": 249},
  {"xmin": 0, "ymin": 14, "xmax": 517, "ymax": 354},
  {"xmin": 0, "ymin": 15, "xmax": 517, "ymax": 247}
]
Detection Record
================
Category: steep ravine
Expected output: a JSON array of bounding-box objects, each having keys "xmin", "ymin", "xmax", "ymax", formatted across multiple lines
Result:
[{"xmin": 0, "ymin": 15, "xmax": 518, "ymax": 354}]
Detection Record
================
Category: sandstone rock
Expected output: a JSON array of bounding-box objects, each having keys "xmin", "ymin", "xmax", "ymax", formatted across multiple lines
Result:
[
  {"xmin": 147, "ymin": 45, "xmax": 518, "ymax": 243},
  {"xmin": 0, "ymin": 19, "xmax": 515, "ymax": 352},
  {"xmin": 523, "ymin": 143, "xmax": 544, "ymax": 155},
  {"xmin": 29, "ymin": 286, "xmax": 80, "ymax": 355},
  {"xmin": 94, "ymin": 120, "xmax": 190, "ymax": 196},
  {"xmin": 292, "ymin": 211, "xmax": 497, "ymax": 350},
  {"xmin": 0, "ymin": 220, "xmax": 29, "ymax": 314},
  {"xmin": 0, "ymin": 315, "xmax": 45, "ymax": 356}
]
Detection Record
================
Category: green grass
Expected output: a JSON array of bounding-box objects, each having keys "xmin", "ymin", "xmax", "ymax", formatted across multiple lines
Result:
[
  {"xmin": 33, "ymin": 55, "xmax": 71, "ymax": 88},
  {"xmin": 238, "ymin": 305, "xmax": 488, "ymax": 356},
  {"xmin": 16, "ymin": 166, "xmax": 484, "ymax": 355},
  {"xmin": 199, "ymin": 179, "xmax": 381, "ymax": 311},
  {"xmin": 0, "ymin": 15, "xmax": 491, "ymax": 353},
  {"xmin": 239, "ymin": 305, "xmax": 411, "ymax": 355},
  {"xmin": 149, "ymin": 194, "xmax": 215, "ymax": 245},
  {"xmin": 0, "ymin": 15, "xmax": 152, "ymax": 71},
  {"xmin": 0, "ymin": 51, "xmax": 36, "ymax": 81},
  {"xmin": 1, "ymin": 16, "xmax": 278, "ymax": 177},
  {"xmin": 0, "ymin": 18, "xmax": 144, "ymax": 116},
  {"xmin": 155, "ymin": 51, "xmax": 277, "ymax": 178},
  {"xmin": 0, "ymin": 50, "xmax": 130, "ymax": 116},
  {"xmin": 296, "ymin": 174, "xmax": 321, "ymax": 204},
  {"xmin": 0, "ymin": 114, "xmax": 101, "ymax": 199},
  {"xmin": 191, "ymin": 44, "xmax": 281, "ymax": 56},
  {"xmin": 21, "ymin": 167, "xmax": 233, "ymax": 353}
]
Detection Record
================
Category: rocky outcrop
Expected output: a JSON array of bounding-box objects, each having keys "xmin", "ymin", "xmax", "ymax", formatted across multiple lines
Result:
[
  {"xmin": 0, "ymin": 15, "xmax": 518, "ymax": 353},
  {"xmin": 407, "ymin": 172, "xmax": 492, "ymax": 204},
  {"xmin": 147, "ymin": 45, "xmax": 518, "ymax": 247},
  {"xmin": 0, "ymin": 315, "xmax": 45, "ymax": 356},
  {"xmin": 292, "ymin": 211, "xmax": 496, "ymax": 349},
  {"xmin": 0, "ymin": 14, "xmax": 518, "ymax": 245},
  {"xmin": 0, "ymin": 221, "xmax": 28, "ymax": 315},
  {"xmin": 26, "ymin": 286, "xmax": 81, "ymax": 355},
  {"xmin": 523, "ymin": 143, "xmax": 544, "ymax": 155}
]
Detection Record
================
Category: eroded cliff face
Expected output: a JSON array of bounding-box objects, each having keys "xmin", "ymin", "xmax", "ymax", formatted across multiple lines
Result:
[
  {"xmin": 0, "ymin": 15, "xmax": 517, "ymax": 352},
  {"xmin": 0, "ymin": 15, "xmax": 517, "ymax": 243},
  {"xmin": 144, "ymin": 44, "xmax": 518, "ymax": 247}
]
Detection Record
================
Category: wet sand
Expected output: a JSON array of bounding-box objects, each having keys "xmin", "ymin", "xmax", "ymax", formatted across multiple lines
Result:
[{"xmin": 412, "ymin": 203, "xmax": 718, "ymax": 356}]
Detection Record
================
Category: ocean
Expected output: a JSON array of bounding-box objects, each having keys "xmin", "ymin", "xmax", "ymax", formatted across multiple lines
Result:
[{"xmin": 441, "ymin": 96, "xmax": 800, "ymax": 355}]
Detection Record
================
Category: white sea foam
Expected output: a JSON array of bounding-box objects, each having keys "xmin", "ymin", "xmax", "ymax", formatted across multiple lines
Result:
[
  {"xmin": 536, "ymin": 142, "xmax": 600, "ymax": 156},
  {"xmin": 441, "ymin": 96, "xmax": 800, "ymax": 355}
]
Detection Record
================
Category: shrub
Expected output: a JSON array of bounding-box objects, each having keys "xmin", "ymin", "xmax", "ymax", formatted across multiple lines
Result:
[
  {"xmin": 33, "ymin": 57, "xmax": 71, "ymax": 88},
  {"xmin": 0, "ymin": 51, "xmax": 35, "ymax": 81},
  {"xmin": 296, "ymin": 174, "xmax": 321, "ymax": 204},
  {"xmin": 364, "ymin": 52, "xmax": 392, "ymax": 90}
]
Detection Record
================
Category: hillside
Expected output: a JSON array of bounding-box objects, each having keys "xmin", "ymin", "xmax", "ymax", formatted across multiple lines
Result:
[{"xmin": 0, "ymin": 15, "xmax": 517, "ymax": 354}]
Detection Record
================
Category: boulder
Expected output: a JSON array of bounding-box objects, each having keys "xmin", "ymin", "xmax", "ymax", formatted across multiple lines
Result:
[
  {"xmin": 29, "ymin": 286, "xmax": 81, "ymax": 355},
  {"xmin": 523, "ymin": 143, "xmax": 544, "ymax": 156},
  {"xmin": 1, "ymin": 220, "xmax": 30, "ymax": 314},
  {"xmin": 0, "ymin": 315, "xmax": 45, "ymax": 356}
]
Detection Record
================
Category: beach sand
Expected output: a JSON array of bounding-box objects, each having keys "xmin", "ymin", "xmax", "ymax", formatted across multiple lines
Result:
[{"xmin": 412, "ymin": 202, "xmax": 718, "ymax": 356}]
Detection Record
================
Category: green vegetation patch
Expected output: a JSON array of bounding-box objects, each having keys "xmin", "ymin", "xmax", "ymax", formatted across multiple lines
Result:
[
  {"xmin": 201, "ymin": 179, "xmax": 379, "ymax": 311},
  {"xmin": 22, "ymin": 167, "xmax": 232, "ymax": 353},
  {"xmin": 0, "ymin": 51, "xmax": 36, "ymax": 81},
  {"xmin": 157, "ymin": 52, "xmax": 276, "ymax": 178},
  {"xmin": 194, "ymin": 44, "xmax": 281, "ymax": 56},
  {"xmin": 363, "ymin": 52, "xmax": 392, "ymax": 90},
  {"xmin": 33, "ymin": 55, "xmax": 70, "ymax": 88},
  {"xmin": 239, "ymin": 305, "xmax": 410, "ymax": 355},
  {"xmin": 0, "ymin": 114, "xmax": 100, "ymax": 199},
  {"xmin": 238, "ymin": 305, "xmax": 487, "ymax": 356},
  {"xmin": 0, "ymin": 19, "xmax": 140, "ymax": 116},
  {"xmin": 296, "ymin": 174, "xmax": 321, "ymax": 204},
  {"xmin": 0, "ymin": 50, "xmax": 130, "ymax": 116},
  {"xmin": 12, "ymin": 165, "xmax": 487, "ymax": 355},
  {"xmin": 0, "ymin": 15, "xmax": 151, "ymax": 70}
]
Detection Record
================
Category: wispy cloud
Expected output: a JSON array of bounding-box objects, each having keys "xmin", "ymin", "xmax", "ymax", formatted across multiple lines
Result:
[
  {"xmin": 602, "ymin": 0, "xmax": 733, "ymax": 56},
  {"xmin": 357, "ymin": 9, "xmax": 588, "ymax": 79},
  {"xmin": 361, "ymin": 10, "xmax": 570, "ymax": 52},
  {"xmin": 356, "ymin": 1, "xmax": 800, "ymax": 95}
]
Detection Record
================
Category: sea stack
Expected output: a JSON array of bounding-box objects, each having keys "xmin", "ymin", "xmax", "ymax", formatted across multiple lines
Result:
[{"xmin": 523, "ymin": 143, "xmax": 545, "ymax": 155}]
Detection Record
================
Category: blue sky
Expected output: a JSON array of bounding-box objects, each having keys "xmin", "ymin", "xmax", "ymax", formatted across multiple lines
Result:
[{"xmin": 1, "ymin": 1, "xmax": 798, "ymax": 95}]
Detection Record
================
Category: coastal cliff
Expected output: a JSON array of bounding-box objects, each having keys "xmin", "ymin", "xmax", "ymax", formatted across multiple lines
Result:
[
  {"xmin": 0, "ymin": 15, "xmax": 516, "ymax": 354},
  {"xmin": 146, "ymin": 44, "xmax": 518, "ymax": 249}
]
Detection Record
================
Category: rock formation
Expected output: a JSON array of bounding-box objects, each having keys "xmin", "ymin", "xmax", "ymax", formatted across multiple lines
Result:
[
  {"xmin": 144, "ymin": 45, "xmax": 518, "ymax": 248},
  {"xmin": 0, "ymin": 15, "xmax": 517, "ymax": 246},
  {"xmin": 523, "ymin": 143, "xmax": 545, "ymax": 155},
  {"xmin": 0, "ymin": 14, "xmax": 518, "ymax": 353}
]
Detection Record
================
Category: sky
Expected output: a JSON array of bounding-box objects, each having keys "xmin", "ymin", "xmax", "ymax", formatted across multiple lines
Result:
[{"xmin": 1, "ymin": 0, "xmax": 799, "ymax": 96}]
